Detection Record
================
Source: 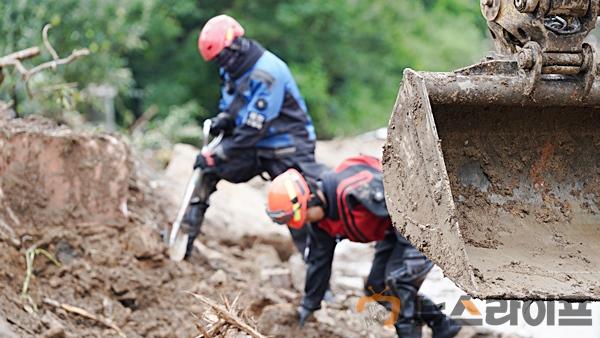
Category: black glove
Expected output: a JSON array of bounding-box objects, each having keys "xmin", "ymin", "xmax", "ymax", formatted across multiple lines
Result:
[
  {"xmin": 194, "ymin": 151, "xmax": 216, "ymax": 170},
  {"xmin": 297, "ymin": 306, "xmax": 314, "ymax": 327},
  {"xmin": 210, "ymin": 112, "xmax": 235, "ymax": 136}
]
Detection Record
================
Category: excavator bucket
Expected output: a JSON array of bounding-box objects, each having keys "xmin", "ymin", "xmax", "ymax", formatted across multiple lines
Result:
[{"xmin": 383, "ymin": 60, "xmax": 600, "ymax": 300}]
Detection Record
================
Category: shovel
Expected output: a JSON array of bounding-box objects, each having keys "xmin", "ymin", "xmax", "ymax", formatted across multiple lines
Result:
[{"xmin": 168, "ymin": 120, "xmax": 222, "ymax": 261}]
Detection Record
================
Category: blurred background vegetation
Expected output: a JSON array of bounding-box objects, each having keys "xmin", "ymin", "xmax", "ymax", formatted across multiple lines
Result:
[{"xmin": 0, "ymin": 0, "xmax": 489, "ymax": 145}]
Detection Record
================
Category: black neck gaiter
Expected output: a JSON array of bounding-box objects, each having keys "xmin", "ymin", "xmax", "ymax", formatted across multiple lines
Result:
[{"xmin": 215, "ymin": 37, "xmax": 265, "ymax": 80}]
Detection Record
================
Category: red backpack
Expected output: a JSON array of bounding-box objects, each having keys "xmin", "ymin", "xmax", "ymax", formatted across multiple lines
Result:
[{"xmin": 318, "ymin": 155, "xmax": 392, "ymax": 242}]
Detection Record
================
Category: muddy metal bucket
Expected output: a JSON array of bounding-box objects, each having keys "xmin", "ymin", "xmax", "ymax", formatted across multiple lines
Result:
[{"xmin": 383, "ymin": 60, "xmax": 600, "ymax": 300}]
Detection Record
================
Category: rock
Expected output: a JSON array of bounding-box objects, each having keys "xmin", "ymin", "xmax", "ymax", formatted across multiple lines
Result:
[
  {"xmin": 223, "ymin": 328, "xmax": 251, "ymax": 338},
  {"xmin": 255, "ymin": 234, "xmax": 296, "ymax": 262},
  {"xmin": 209, "ymin": 269, "xmax": 228, "ymax": 286},
  {"xmin": 164, "ymin": 144, "xmax": 197, "ymax": 187},
  {"xmin": 260, "ymin": 268, "xmax": 292, "ymax": 289},
  {"xmin": 0, "ymin": 105, "xmax": 16, "ymax": 120},
  {"xmin": 0, "ymin": 315, "xmax": 17, "ymax": 338},
  {"xmin": 42, "ymin": 325, "xmax": 66, "ymax": 338},
  {"xmin": 41, "ymin": 313, "xmax": 66, "ymax": 338},
  {"xmin": 127, "ymin": 225, "xmax": 164, "ymax": 259},
  {"xmin": 314, "ymin": 308, "xmax": 336, "ymax": 326},
  {"xmin": 102, "ymin": 297, "xmax": 131, "ymax": 326},
  {"xmin": 48, "ymin": 276, "xmax": 62, "ymax": 288},
  {"xmin": 288, "ymin": 253, "xmax": 306, "ymax": 292},
  {"xmin": 257, "ymin": 303, "xmax": 297, "ymax": 334},
  {"xmin": 275, "ymin": 288, "xmax": 298, "ymax": 301},
  {"xmin": 252, "ymin": 245, "xmax": 282, "ymax": 268},
  {"xmin": 334, "ymin": 276, "xmax": 364, "ymax": 291},
  {"xmin": 110, "ymin": 278, "xmax": 131, "ymax": 296},
  {"xmin": 55, "ymin": 240, "xmax": 79, "ymax": 265}
]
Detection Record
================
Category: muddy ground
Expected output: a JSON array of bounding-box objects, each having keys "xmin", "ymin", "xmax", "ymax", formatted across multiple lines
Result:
[{"xmin": 0, "ymin": 117, "xmax": 511, "ymax": 337}]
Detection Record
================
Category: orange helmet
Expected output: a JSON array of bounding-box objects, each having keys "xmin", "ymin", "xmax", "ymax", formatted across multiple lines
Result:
[
  {"xmin": 266, "ymin": 169, "xmax": 311, "ymax": 229},
  {"xmin": 198, "ymin": 15, "xmax": 245, "ymax": 61}
]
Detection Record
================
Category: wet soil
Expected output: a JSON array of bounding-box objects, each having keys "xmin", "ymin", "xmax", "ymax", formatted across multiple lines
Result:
[
  {"xmin": 0, "ymin": 118, "xmax": 347, "ymax": 337},
  {"xmin": 0, "ymin": 117, "xmax": 512, "ymax": 337}
]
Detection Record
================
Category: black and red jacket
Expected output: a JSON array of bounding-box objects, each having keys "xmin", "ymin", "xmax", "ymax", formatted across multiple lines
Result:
[
  {"xmin": 318, "ymin": 155, "xmax": 391, "ymax": 242},
  {"xmin": 301, "ymin": 155, "xmax": 394, "ymax": 311}
]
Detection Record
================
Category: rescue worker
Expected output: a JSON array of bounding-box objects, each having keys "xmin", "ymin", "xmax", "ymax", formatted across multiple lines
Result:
[
  {"xmin": 184, "ymin": 15, "xmax": 322, "ymax": 259},
  {"xmin": 265, "ymin": 155, "xmax": 462, "ymax": 338}
]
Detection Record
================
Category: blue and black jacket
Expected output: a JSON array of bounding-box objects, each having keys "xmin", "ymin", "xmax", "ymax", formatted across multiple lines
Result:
[{"xmin": 216, "ymin": 44, "xmax": 316, "ymax": 160}]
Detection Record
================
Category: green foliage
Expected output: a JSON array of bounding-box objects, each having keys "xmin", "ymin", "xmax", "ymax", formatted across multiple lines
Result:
[
  {"xmin": 133, "ymin": 101, "xmax": 204, "ymax": 151},
  {"xmin": 0, "ymin": 0, "xmax": 489, "ymax": 138},
  {"xmin": 0, "ymin": 0, "xmax": 153, "ymax": 118},
  {"xmin": 221, "ymin": 0, "xmax": 489, "ymax": 136}
]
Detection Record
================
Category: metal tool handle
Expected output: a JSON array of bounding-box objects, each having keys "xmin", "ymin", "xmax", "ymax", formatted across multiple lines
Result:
[
  {"xmin": 202, "ymin": 120, "xmax": 211, "ymax": 150},
  {"xmin": 168, "ymin": 119, "xmax": 223, "ymax": 247},
  {"xmin": 168, "ymin": 168, "xmax": 201, "ymax": 246}
]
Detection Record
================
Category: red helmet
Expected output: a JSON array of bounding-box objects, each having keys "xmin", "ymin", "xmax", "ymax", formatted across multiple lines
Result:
[
  {"xmin": 266, "ymin": 169, "xmax": 311, "ymax": 229},
  {"xmin": 198, "ymin": 15, "xmax": 245, "ymax": 61}
]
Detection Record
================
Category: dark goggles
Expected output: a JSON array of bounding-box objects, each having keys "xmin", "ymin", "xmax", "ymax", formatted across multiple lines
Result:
[
  {"xmin": 267, "ymin": 195, "xmax": 323, "ymax": 225},
  {"xmin": 266, "ymin": 209, "xmax": 294, "ymax": 225},
  {"xmin": 267, "ymin": 194, "xmax": 302, "ymax": 225}
]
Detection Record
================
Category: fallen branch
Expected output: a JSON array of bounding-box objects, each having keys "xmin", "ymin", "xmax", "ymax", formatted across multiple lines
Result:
[
  {"xmin": 0, "ymin": 47, "xmax": 40, "ymax": 67},
  {"xmin": 0, "ymin": 58, "xmax": 28, "ymax": 77},
  {"xmin": 192, "ymin": 310, "xmax": 222, "ymax": 338},
  {"xmin": 195, "ymin": 323, "xmax": 211, "ymax": 338},
  {"xmin": 43, "ymin": 298, "xmax": 126, "ymax": 338},
  {"xmin": 194, "ymin": 319, "xmax": 226, "ymax": 338},
  {"xmin": 191, "ymin": 293, "xmax": 266, "ymax": 338},
  {"xmin": 0, "ymin": 24, "xmax": 89, "ymax": 97},
  {"xmin": 26, "ymin": 48, "xmax": 89, "ymax": 80},
  {"xmin": 42, "ymin": 24, "xmax": 59, "ymax": 64}
]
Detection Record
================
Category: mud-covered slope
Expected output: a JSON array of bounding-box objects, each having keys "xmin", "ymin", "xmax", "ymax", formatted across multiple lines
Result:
[
  {"xmin": 0, "ymin": 117, "xmax": 201, "ymax": 337},
  {"xmin": 0, "ymin": 117, "xmax": 511, "ymax": 338},
  {"xmin": 0, "ymin": 118, "xmax": 378, "ymax": 338}
]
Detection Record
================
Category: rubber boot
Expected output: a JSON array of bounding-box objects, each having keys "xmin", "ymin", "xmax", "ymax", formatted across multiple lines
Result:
[
  {"xmin": 394, "ymin": 318, "xmax": 423, "ymax": 338},
  {"xmin": 183, "ymin": 202, "xmax": 208, "ymax": 259},
  {"xmin": 419, "ymin": 296, "xmax": 461, "ymax": 338},
  {"xmin": 431, "ymin": 318, "xmax": 461, "ymax": 338}
]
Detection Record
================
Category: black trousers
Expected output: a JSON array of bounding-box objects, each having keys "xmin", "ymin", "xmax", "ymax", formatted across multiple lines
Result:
[
  {"xmin": 185, "ymin": 147, "xmax": 324, "ymax": 256},
  {"xmin": 210, "ymin": 148, "xmax": 319, "ymax": 184},
  {"xmin": 365, "ymin": 231, "xmax": 451, "ymax": 336}
]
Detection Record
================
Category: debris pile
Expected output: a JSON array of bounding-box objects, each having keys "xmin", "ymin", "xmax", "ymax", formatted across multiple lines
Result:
[{"xmin": 0, "ymin": 117, "xmax": 511, "ymax": 337}]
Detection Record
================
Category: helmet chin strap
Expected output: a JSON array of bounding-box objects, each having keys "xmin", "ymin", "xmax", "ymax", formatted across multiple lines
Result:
[{"xmin": 306, "ymin": 178, "xmax": 326, "ymax": 210}]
